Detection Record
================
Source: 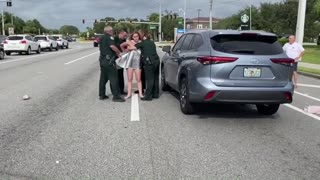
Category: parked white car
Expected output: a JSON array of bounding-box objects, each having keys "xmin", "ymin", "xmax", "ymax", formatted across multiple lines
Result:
[
  {"xmin": 34, "ymin": 35, "xmax": 59, "ymax": 51},
  {"xmin": 52, "ymin": 35, "xmax": 69, "ymax": 49},
  {"xmin": 3, "ymin": 35, "xmax": 41, "ymax": 55}
]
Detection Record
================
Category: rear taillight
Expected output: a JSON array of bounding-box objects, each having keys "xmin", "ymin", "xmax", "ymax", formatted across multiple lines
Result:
[
  {"xmin": 284, "ymin": 92, "xmax": 292, "ymax": 102},
  {"xmin": 271, "ymin": 58, "xmax": 294, "ymax": 66},
  {"xmin": 204, "ymin": 91, "xmax": 216, "ymax": 100},
  {"xmin": 197, "ymin": 56, "xmax": 238, "ymax": 65},
  {"xmin": 3, "ymin": 40, "xmax": 8, "ymax": 44},
  {"xmin": 20, "ymin": 40, "xmax": 27, "ymax": 44}
]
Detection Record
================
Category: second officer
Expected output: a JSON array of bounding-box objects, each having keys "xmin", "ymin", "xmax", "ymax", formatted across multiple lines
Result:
[{"xmin": 129, "ymin": 33, "xmax": 160, "ymax": 101}]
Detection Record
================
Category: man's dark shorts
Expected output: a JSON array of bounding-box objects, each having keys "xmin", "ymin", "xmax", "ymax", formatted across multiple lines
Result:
[{"xmin": 293, "ymin": 62, "xmax": 298, "ymax": 71}]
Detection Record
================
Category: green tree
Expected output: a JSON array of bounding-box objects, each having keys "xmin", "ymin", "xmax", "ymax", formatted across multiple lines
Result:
[{"xmin": 59, "ymin": 25, "xmax": 80, "ymax": 35}]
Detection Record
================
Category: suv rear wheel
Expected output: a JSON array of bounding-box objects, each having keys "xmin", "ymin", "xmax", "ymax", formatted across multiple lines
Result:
[
  {"xmin": 179, "ymin": 77, "xmax": 195, "ymax": 114},
  {"xmin": 0, "ymin": 50, "xmax": 4, "ymax": 60},
  {"xmin": 256, "ymin": 104, "xmax": 280, "ymax": 115}
]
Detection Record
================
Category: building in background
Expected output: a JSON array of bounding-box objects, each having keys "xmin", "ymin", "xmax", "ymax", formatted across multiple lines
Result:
[{"xmin": 186, "ymin": 17, "xmax": 220, "ymax": 30}]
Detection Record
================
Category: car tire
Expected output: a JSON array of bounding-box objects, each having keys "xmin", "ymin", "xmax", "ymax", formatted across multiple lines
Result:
[
  {"xmin": 66, "ymin": 43, "xmax": 69, "ymax": 49},
  {"xmin": 56, "ymin": 45, "xmax": 59, "ymax": 51},
  {"xmin": 26, "ymin": 47, "xmax": 31, "ymax": 55},
  {"xmin": 0, "ymin": 50, "xmax": 4, "ymax": 60},
  {"xmin": 161, "ymin": 65, "xmax": 171, "ymax": 91},
  {"xmin": 94, "ymin": 43, "xmax": 98, "ymax": 47},
  {"xmin": 5, "ymin": 52, "xmax": 11, "ymax": 56},
  {"xmin": 36, "ymin": 46, "xmax": 41, "ymax": 54},
  {"xmin": 256, "ymin": 104, "xmax": 280, "ymax": 115},
  {"xmin": 179, "ymin": 77, "xmax": 195, "ymax": 114},
  {"xmin": 49, "ymin": 44, "xmax": 53, "ymax": 51}
]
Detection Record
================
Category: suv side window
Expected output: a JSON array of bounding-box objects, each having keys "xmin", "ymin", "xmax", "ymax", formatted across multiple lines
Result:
[
  {"xmin": 25, "ymin": 36, "xmax": 32, "ymax": 41},
  {"xmin": 180, "ymin": 34, "xmax": 194, "ymax": 51},
  {"xmin": 190, "ymin": 34, "xmax": 203, "ymax": 50},
  {"xmin": 172, "ymin": 35, "xmax": 186, "ymax": 54}
]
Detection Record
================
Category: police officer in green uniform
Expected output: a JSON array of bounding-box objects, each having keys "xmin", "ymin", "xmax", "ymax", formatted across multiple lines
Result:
[
  {"xmin": 114, "ymin": 30, "xmax": 127, "ymax": 94},
  {"xmin": 131, "ymin": 33, "xmax": 160, "ymax": 101},
  {"xmin": 99, "ymin": 26, "xmax": 125, "ymax": 102}
]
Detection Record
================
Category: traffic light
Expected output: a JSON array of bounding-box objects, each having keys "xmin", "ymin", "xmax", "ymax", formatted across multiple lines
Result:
[
  {"xmin": 7, "ymin": 0, "xmax": 12, "ymax": 7},
  {"xmin": 82, "ymin": 19, "xmax": 85, "ymax": 24}
]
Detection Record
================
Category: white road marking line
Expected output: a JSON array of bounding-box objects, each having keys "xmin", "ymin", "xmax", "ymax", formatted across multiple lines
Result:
[
  {"xmin": 131, "ymin": 94, "xmax": 140, "ymax": 121},
  {"xmin": 297, "ymin": 83, "xmax": 320, "ymax": 88},
  {"xmin": 295, "ymin": 91, "xmax": 320, "ymax": 102},
  {"xmin": 284, "ymin": 104, "xmax": 320, "ymax": 121},
  {"xmin": 0, "ymin": 49, "xmax": 77, "ymax": 65},
  {"xmin": 64, "ymin": 52, "xmax": 99, "ymax": 65}
]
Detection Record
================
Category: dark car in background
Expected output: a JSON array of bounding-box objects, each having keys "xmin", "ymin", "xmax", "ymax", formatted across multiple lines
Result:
[{"xmin": 161, "ymin": 30, "xmax": 294, "ymax": 115}]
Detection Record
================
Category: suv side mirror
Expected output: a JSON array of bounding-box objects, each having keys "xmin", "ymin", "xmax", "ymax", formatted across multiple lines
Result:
[{"xmin": 162, "ymin": 46, "xmax": 171, "ymax": 53}]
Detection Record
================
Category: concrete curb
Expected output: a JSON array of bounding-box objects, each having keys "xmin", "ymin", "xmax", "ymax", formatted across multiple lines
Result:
[{"xmin": 298, "ymin": 71, "xmax": 320, "ymax": 79}]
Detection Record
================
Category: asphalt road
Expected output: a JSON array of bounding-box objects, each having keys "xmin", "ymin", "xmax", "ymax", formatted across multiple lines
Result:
[{"xmin": 0, "ymin": 42, "xmax": 320, "ymax": 179}]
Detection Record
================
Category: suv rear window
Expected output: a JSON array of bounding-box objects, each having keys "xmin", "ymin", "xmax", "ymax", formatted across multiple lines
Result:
[
  {"xmin": 34, "ymin": 37, "xmax": 47, "ymax": 41},
  {"xmin": 8, "ymin": 36, "xmax": 23, "ymax": 40},
  {"xmin": 211, "ymin": 34, "xmax": 283, "ymax": 55}
]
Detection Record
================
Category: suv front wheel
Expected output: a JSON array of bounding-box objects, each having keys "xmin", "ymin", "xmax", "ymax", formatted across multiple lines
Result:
[
  {"xmin": 256, "ymin": 104, "xmax": 280, "ymax": 115},
  {"xmin": 161, "ymin": 66, "xmax": 171, "ymax": 91},
  {"xmin": 179, "ymin": 77, "xmax": 195, "ymax": 114}
]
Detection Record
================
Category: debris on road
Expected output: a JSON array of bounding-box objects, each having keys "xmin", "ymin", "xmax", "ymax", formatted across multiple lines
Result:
[
  {"xmin": 304, "ymin": 106, "xmax": 320, "ymax": 115},
  {"xmin": 22, "ymin": 95, "xmax": 31, "ymax": 100}
]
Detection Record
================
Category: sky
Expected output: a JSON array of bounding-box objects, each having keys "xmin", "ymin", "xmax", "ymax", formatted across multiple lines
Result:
[{"xmin": 7, "ymin": 0, "xmax": 283, "ymax": 31}]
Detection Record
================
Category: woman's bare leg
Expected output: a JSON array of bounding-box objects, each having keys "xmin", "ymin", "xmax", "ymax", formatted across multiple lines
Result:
[
  {"xmin": 125, "ymin": 68, "xmax": 134, "ymax": 99},
  {"xmin": 134, "ymin": 69, "xmax": 144, "ymax": 98}
]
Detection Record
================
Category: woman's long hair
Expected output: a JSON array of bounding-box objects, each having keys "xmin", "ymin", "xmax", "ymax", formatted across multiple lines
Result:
[{"xmin": 130, "ymin": 32, "xmax": 141, "ymax": 41}]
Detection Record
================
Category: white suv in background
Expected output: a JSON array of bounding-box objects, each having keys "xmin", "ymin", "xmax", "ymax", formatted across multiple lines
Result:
[
  {"xmin": 52, "ymin": 35, "xmax": 69, "ymax": 49},
  {"xmin": 34, "ymin": 35, "xmax": 59, "ymax": 51},
  {"xmin": 3, "ymin": 35, "xmax": 41, "ymax": 55}
]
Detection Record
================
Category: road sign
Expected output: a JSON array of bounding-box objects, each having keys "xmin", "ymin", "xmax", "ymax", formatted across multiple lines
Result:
[
  {"xmin": 149, "ymin": 25, "xmax": 156, "ymax": 30},
  {"xmin": 241, "ymin": 14, "xmax": 249, "ymax": 23},
  {"xmin": 8, "ymin": 27, "xmax": 14, "ymax": 35}
]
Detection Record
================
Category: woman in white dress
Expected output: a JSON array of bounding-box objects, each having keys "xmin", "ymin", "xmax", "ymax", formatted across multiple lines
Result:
[{"xmin": 120, "ymin": 32, "xmax": 143, "ymax": 99}]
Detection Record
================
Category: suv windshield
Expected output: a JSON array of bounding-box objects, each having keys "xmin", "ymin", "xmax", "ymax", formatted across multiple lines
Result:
[
  {"xmin": 8, "ymin": 36, "xmax": 23, "ymax": 40},
  {"xmin": 211, "ymin": 34, "xmax": 283, "ymax": 55}
]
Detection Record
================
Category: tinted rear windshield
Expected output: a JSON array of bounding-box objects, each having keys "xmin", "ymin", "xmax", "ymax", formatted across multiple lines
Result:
[
  {"xmin": 8, "ymin": 36, "xmax": 23, "ymax": 40},
  {"xmin": 34, "ymin": 37, "xmax": 47, "ymax": 41},
  {"xmin": 211, "ymin": 34, "xmax": 283, "ymax": 55}
]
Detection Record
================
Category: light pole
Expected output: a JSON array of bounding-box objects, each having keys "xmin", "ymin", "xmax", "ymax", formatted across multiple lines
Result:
[
  {"xmin": 209, "ymin": 0, "xmax": 213, "ymax": 30},
  {"xmin": 295, "ymin": 0, "xmax": 306, "ymax": 44},
  {"xmin": 179, "ymin": 8, "xmax": 186, "ymax": 33},
  {"xmin": 197, "ymin": 9, "xmax": 201, "ymax": 29},
  {"xmin": 158, "ymin": 0, "xmax": 162, "ymax": 42},
  {"xmin": 249, "ymin": 0, "xmax": 252, "ymax": 30}
]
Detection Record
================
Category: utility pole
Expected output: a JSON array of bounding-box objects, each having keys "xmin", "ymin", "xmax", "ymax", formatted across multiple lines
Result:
[
  {"xmin": 2, "ymin": 8, "xmax": 4, "ymax": 35},
  {"xmin": 158, "ymin": 0, "xmax": 162, "ymax": 42},
  {"xmin": 197, "ymin": 9, "xmax": 201, "ymax": 29},
  {"xmin": 209, "ymin": 0, "xmax": 213, "ymax": 30},
  {"xmin": 184, "ymin": 0, "xmax": 186, "ymax": 33},
  {"xmin": 295, "ymin": 0, "xmax": 306, "ymax": 45}
]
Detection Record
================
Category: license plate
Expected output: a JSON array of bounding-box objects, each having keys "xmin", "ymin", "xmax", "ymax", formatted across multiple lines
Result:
[{"xmin": 244, "ymin": 67, "xmax": 261, "ymax": 78}]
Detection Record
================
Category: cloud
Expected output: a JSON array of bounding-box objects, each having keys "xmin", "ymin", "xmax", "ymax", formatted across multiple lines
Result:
[{"xmin": 9, "ymin": 0, "xmax": 282, "ymax": 31}]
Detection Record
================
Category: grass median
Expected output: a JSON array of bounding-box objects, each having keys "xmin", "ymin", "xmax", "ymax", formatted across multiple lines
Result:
[
  {"xmin": 298, "ymin": 66, "xmax": 320, "ymax": 76},
  {"xmin": 303, "ymin": 46, "xmax": 320, "ymax": 64}
]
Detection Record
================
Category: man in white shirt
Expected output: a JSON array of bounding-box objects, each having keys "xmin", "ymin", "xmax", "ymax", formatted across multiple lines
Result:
[{"xmin": 283, "ymin": 35, "xmax": 305, "ymax": 88}]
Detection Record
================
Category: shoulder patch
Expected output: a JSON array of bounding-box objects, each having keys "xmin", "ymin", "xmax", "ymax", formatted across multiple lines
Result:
[{"xmin": 110, "ymin": 36, "xmax": 114, "ymax": 40}]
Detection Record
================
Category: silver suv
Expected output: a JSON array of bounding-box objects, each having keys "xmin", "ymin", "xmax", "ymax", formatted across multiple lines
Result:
[{"xmin": 161, "ymin": 30, "xmax": 294, "ymax": 115}]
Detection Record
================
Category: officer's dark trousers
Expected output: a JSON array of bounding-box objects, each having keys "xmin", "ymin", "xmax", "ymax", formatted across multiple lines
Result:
[
  {"xmin": 99, "ymin": 65, "xmax": 121, "ymax": 98},
  {"xmin": 143, "ymin": 61, "xmax": 160, "ymax": 98},
  {"xmin": 117, "ymin": 68, "xmax": 125, "ymax": 93},
  {"xmin": 141, "ymin": 68, "xmax": 146, "ymax": 90}
]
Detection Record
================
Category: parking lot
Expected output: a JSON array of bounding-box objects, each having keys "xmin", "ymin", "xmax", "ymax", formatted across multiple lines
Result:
[{"xmin": 0, "ymin": 42, "xmax": 320, "ymax": 179}]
